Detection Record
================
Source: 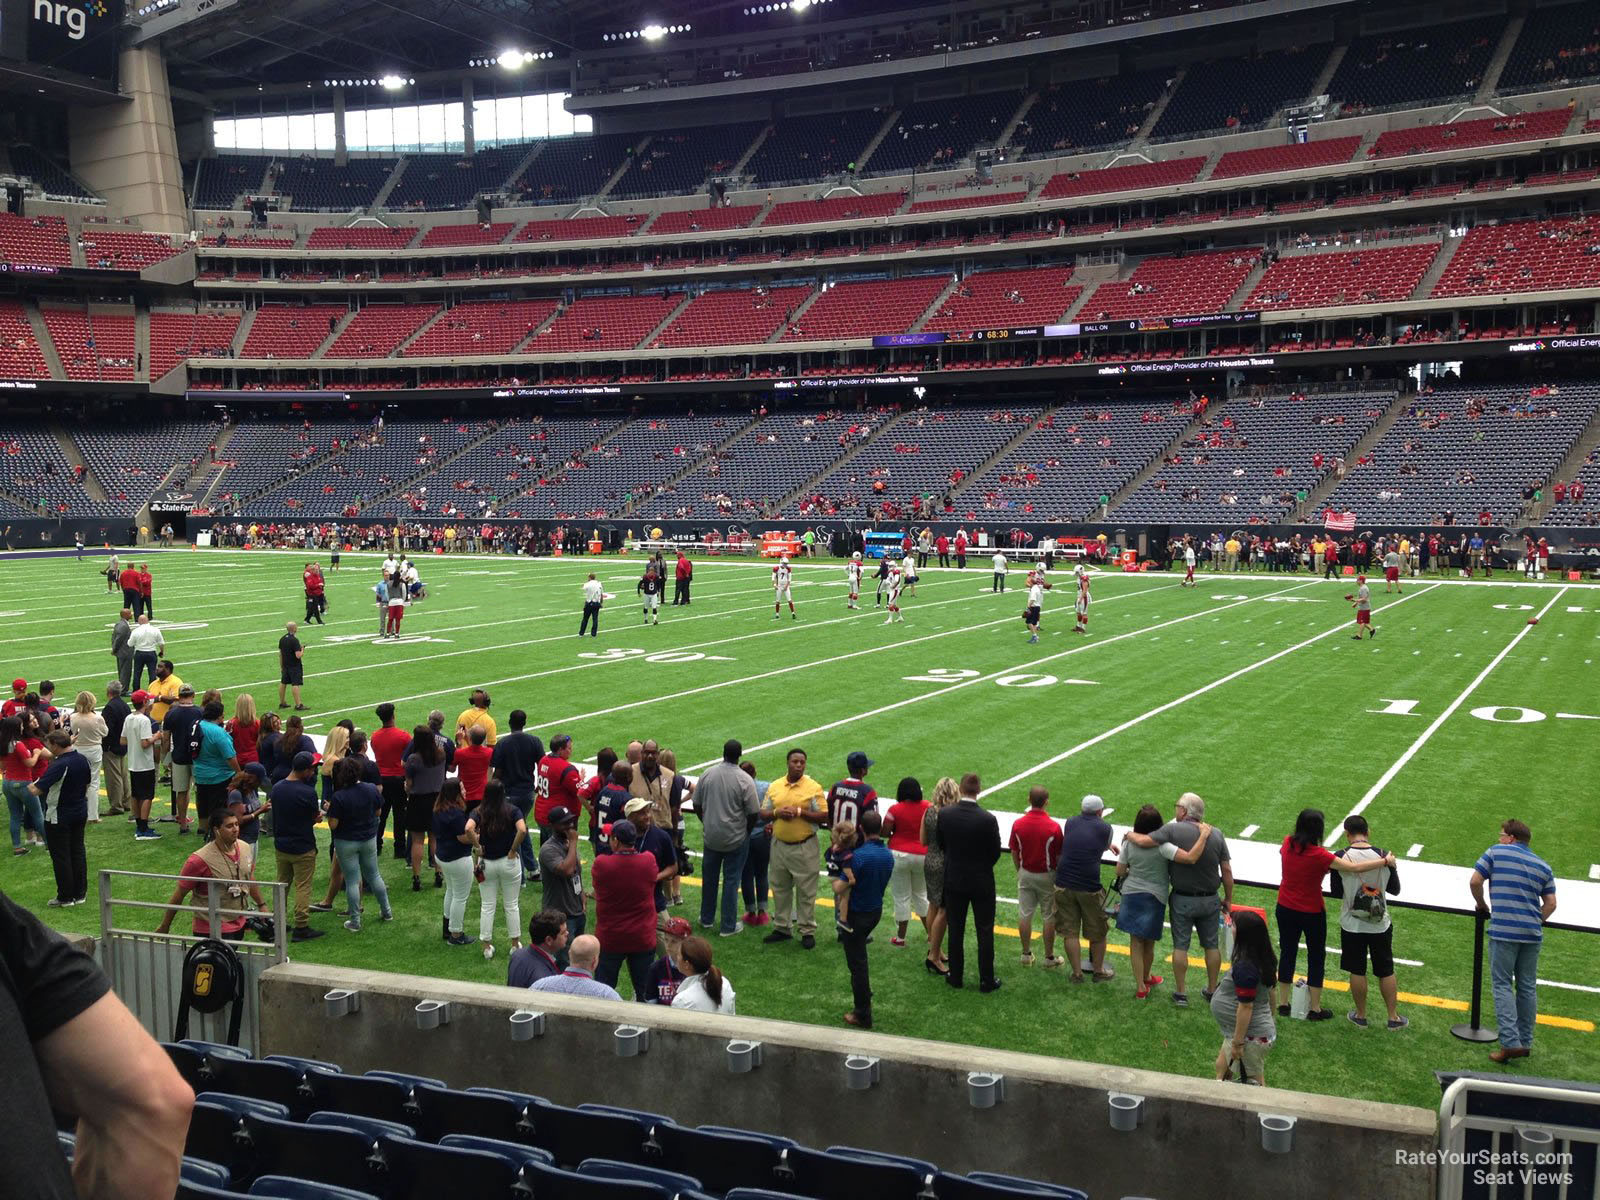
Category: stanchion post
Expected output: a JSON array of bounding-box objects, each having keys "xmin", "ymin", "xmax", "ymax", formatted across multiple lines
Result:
[{"xmin": 1452, "ymin": 910, "xmax": 1498, "ymax": 1043}]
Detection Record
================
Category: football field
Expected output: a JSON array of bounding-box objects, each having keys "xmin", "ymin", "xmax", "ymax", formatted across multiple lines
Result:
[{"xmin": 8, "ymin": 547, "xmax": 1599, "ymax": 1109}]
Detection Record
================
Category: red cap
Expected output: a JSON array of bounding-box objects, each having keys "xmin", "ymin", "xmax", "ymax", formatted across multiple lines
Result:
[
  {"xmin": 131, "ymin": 690, "xmax": 150, "ymax": 705},
  {"xmin": 10, "ymin": 679, "xmax": 25, "ymax": 691}
]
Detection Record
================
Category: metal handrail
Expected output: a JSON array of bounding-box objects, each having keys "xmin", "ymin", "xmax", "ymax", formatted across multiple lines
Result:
[{"xmin": 1436, "ymin": 1075, "xmax": 1599, "ymax": 1200}]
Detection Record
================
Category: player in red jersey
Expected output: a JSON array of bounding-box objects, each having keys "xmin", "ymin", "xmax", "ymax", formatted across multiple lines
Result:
[{"xmin": 302, "ymin": 561, "xmax": 326, "ymax": 624}]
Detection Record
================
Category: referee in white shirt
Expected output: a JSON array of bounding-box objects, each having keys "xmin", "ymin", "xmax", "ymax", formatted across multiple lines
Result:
[{"xmin": 580, "ymin": 574, "xmax": 605, "ymax": 638}]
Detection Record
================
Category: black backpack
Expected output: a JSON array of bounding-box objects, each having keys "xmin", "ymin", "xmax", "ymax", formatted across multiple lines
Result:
[{"xmin": 174, "ymin": 937, "xmax": 245, "ymax": 1045}]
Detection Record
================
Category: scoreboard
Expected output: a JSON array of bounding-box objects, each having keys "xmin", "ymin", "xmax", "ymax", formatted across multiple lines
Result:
[
  {"xmin": 873, "ymin": 310, "xmax": 1259, "ymax": 349},
  {"xmin": 1, "ymin": 0, "xmax": 125, "ymax": 86}
]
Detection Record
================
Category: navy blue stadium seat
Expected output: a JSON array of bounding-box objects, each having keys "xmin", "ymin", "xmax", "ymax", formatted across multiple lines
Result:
[
  {"xmin": 243, "ymin": 1113, "xmax": 380, "ymax": 1193},
  {"xmin": 194, "ymin": 1093, "xmax": 291, "ymax": 1121},
  {"xmin": 578, "ymin": 1103, "xmax": 676, "ymax": 1128},
  {"xmin": 206, "ymin": 1059, "xmax": 309, "ymax": 1117},
  {"xmin": 724, "ymin": 1191, "xmax": 813, "ymax": 1200},
  {"xmin": 184, "ymin": 1100, "xmax": 252, "ymax": 1178},
  {"xmin": 412, "ymin": 1083, "xmax": 526, "ymax": 1142},
  {"xmin": 525, "ymin": 1159, "xmax": 671, "ymax": 1200},
  {"xmin": 308, "ymin": 1111, "xmax": 416, "ymax": 1141},
  {"xmin": 696, "ymin": 1126, "xmax": 794, "ymax": 1148},
  {"xmin": 527, "ymin": 1103, "xmax": 651, "ymax": 1167},
  {"xmin": 176, "ymin": 1182, "xmax": 252, "ymax": 1200},
  {"xmin": 181, "ymin": 1158, "xmax": 233, "ymax": 1188},
  {"xmin": 778, "ymin": 1145, "xmax": 924, "ymax": 1199},
  {"xmin": 304, "ymin": 1071, "xmax": 413, "ymax": 1126},
  {"xmin": 249, "ymin": 1177, "xmax": 382, "ymax": 1200},
  {"xmin": 378, "ymin": 1134, "xmax": 521, "ymax": 1200},
  {"xmin": 181, "ymin": 1039, "xmax": 251, "ymax": 1062},
  {"xmin": 467, "ymin": 1085, "xmax": 549, "ymax": 1108},
  {"xmin": 263, "ymin": 1054, "xmax": 341, "ymax": 1075},
  {"xmin": 650, "ymin": 1125, "xmax": 784, "ymax": 1195},
  {"xmin": 164, "ymin": 1042, "xmax": 212, "ymax": 1091},
  {"xmin": 826, "ymin": 1146, "xmax": 937, "ymax": 1176},
  {"xmin": 364, "ymin": 1069, "xmax": 446, "ymax": 1091},
  {"xmin": 579, "ymin": 1156, "xmax": 706, "ymax": 1194},
  {"xmin": 57, "ymin": 1130, "xmax": 74, "ymax": 1156},
  {"xmin": 439, "ymin": 1134, "xmax": 553, "ymax": 1168},
  {"xmin": 954, "ymin": 1172, "xmax": 1090, "ymax": 1199}
]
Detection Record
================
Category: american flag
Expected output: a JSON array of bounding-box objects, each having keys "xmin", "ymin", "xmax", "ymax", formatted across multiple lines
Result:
[{"xmin": 1323, "ymin": 510, "xmax": 1357, "ymax": 532}]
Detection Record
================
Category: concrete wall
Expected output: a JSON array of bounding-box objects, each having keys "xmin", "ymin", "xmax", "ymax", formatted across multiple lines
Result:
[
  {"xmin": 259, "ymin": 962, "xmax": 1437, "ymax": 1200},
  {"xmin": 69, "ymin": 46, "xmax": 188, "ymax": 236}
]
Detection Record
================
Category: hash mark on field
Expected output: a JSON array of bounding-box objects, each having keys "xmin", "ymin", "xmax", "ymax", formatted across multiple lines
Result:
[
  {"xmin": 1589, "ymin": 865, "xmax": 1600, "ymax": 880},
  {"xmin": 1406, "ymin": 844, "xmax": 1423, "ymax": 858},
  {"xmin": 1394, "ymin": 957, "xmax": 1425, "ymax": 968},
  {"xmin": 1239, "ymin": 824, "xmax": 1259, "ymax": 838}
]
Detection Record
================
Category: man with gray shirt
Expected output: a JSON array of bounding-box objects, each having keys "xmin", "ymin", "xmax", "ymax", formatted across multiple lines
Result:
[
  {"xmin": 1126, "ymin": 791, "xmax": 1232, "ymax": 1007},
  {"xmin": 111, "ymin": 609, "xmax": 134, "ymax": 693},
  {"xmin": 539, "ymin": 806, "xmax": 585, "ymax": 958},
  {"xmin": 695, "ymin": 738, "xmax": 760, "ymax": 936}
]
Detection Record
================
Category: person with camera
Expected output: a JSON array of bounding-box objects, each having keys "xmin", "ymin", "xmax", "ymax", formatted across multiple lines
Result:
[
  {"xmin": 1332, "ymin": 814, "xmax": 1407, "ymax": 1030},
  {"xmin": 155, "ymin": 809, "xmax": 271, "ymax": 940}
]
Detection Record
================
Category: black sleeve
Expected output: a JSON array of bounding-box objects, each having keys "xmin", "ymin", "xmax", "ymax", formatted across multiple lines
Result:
[{"xmin": 0, "ymin": 889, "xmax": 111, "ymax": 1042}]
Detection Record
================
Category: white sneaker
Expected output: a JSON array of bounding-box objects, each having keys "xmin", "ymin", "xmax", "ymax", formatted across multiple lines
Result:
[{"xmin": 482, "ymin": 942, "xmax": 495, "ymax": 960}]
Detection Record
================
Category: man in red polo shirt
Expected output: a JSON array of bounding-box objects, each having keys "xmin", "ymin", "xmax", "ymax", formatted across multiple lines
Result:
[
  {"xmin": 535, "ymin": 733, "xmax": 581, "ymax": 846},
  {"xmin": 302, "ymin": 562, "xmax": 326, "ymax": 625},
  {"xmin": 370, "ymin": 702, "xmax": 412, "ymax": 861},
  {"xmin": 673, "ymin": 552, "xmax": 693, "ymax": 606},
  {"xmin": 935, "ymin": 533, "xmax": 951, "ymax": 568},
  {"xmin": 119, "ymin": 564, "xmax": 143, "ymax": 616},
  {"xmin": 1009, "ymin": 786, "xmax": 1063, "ymax": 967},
  {"xmin": 138, "ymin": 564, "xmax": 154, "ymax": 619},
  {"xmin": 591, "ymin": 819, "xmax": 659, "ymax": 1000},
  {"xmin": 454, "ymin": 725, "xmax": 492, "ymax": 809}
]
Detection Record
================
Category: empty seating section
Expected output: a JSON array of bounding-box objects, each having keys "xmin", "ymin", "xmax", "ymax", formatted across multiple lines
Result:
[
  {"xmin": 1081, "ymin": 251, "xmax": 1255, "ymax": 321},
  {"xmin": 403, "ymin": 300, "xmax": 557, "ymax": 357},
  {"xmin": 866, "ymin": 92, "xmax": 1023, "ymax": 176},
  {"xmin": 277, "ymin": 158, "xmax": 397, "ymax": 211},
  {"xmin": 1433, "ymin": 216, "xmax": 1600, "ymax": 297},
  {"xmin": 909, "ymin": 191, "xmax": 1026, "ymax": 214},
  {"xmin": 386, "ymin": 147, "xmax": 527, "ymax": 210},
  {"xmin": 149, "ymin": 312, "xmax": 243, "ymax": 379},
  {"xmin": 0, "ymin": 422, "xmax": 118, "ymax": 515},
  {"xmin": 241, "ymin": 305, "xmax": 349, "ymax": 358},
  {"xmin": 1326, "ymin": 17, "xmax": 1503, "ymax": 110},
  {"xmin": 1115, "ymin": 392, "xmax": 1390, "ymax": 524},
  {"xmin": 1371, "ymin": 108, "xmax": 1570, "ymax": 158},
  {"xmin": 611, "ymin": 122, "xmax": 765, "ymax": 198},
  {"xmin": 656, "ymin": 285, "xmax": 813, "ymax": 348},
  {"xmin": 325, "ymin": 305, "xmax": 439, "ymax": 358},
  {"xmin": 527, "ymin": 293, "xmax": 682, "ymax": 353},
  {"xmin": 791, "ymin": 408, "xmax": 1038, "ymax": 517},
  {"xmin": 194, "ymin": 419, "xmax": 371, "ymax": 502},
  {"xmin": 1248, "ymin": 242, "xmax": 1439, "ymax": 309},
  {"xmin": 192, "ymin": 154, "xmax": 271, "ymax": 210},
  {"xmin": 75, "ymin": 421, "xmax": 221, "ymax": 509},
  {"xmin": 511, "ymin": 133, "xmax": 637, "ymax": 205},
  {"xmin": 438, "ymin": 418, "xmax": 614, "ymax": 519},
  {"xmin": 744, "ymin": 109, "xmax": 886, "ymax": 186},
  {"xmin": 79, "ymin": 228, "xmax": 181, "ymax": 270},
  {"xmin": 0, "ymin": 214, "xmax": 72, "ymax": 267},
  {"xmin": 762, "ymin": 192, "xmax": 905, "ymax": 229},
  {"xmin": 1014, "ymin": 69, "xmax": 1169, "ymax": 156},
  {"xmin": 1499, "ymin": 2, "xmax": 1600, "ymax": 92},
  {"xmin": 306, "ymin": 227, "xmax": 417, "ymax": 250},
  {"xmin": 782, "ymin": 274, "xmax": 948, "ymax": 341},
  {"xmin": 648, "ymin": 205, "xmax": 762, "ymax": 235},
  {"xmin": 1153, "ymin": 46, "xmax": 1327, "ymax": 138},
  {"xmin": 515, "ymin": 215, "xmax": 639, "ymax": 243},
  {"xmin": 10, "ymin": 146, "xmax": 97, "ymax": 201},
  {"xmin": 640, "ymin": 408, "xmax": 888, "ymax": 519},
  {"xmin": 419, "ymin": 223, "xmax": 515, "ymax": 248},
  {"xmin": 1211, "ymin": 136, "xmax": 1362, "ymax": 179},
  {"xmin": 1319, "ymin": 385, "xmax": 1600, "ymax": 525},
  {"xmin": 0, "ymin": 301, "xmax": 49, "ymax": 378},
  {"xmin": 964, "ymin": 403, "xmax": 1201, "ymax": 520},
  {"xmin": 924, "ymin": 266, "xmax": 1079, "ymax": 332},
  {"xmin": 41, "ymin": 307, "xmax": 135, "ymax": 381},
  {"xmin": 1040, "ymin": 156, "xmax": 1205, "ymax": 200}
]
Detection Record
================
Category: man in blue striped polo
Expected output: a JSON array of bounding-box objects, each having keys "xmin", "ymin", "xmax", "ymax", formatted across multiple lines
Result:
[{"xmin": 1469, "ymin": 819, "xmax": 1557, "ymax": 1064}]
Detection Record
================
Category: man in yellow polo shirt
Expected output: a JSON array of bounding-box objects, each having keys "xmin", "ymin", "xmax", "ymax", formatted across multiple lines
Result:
[
  {"xmin": 1224, "ymin": 536, "xmax": 1241, "ymax": 572},
  {"xmin": 455, "ymin": 689, "xmax": 497, "ymax": 746},
  {"xmin": 146, "ymin": 660, "xmax": 183, "ymax": 781},
  {"xmin": 761, "ymin": 748, "xmax": 826, "ymax": 949}
]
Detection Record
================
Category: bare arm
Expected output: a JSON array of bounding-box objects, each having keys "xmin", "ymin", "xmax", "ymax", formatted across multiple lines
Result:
[
  {"xmin": 1221, "ymin": 861, "xmax": 1235, "ymax": 914},
  {"xmin": 1330, "ymin": 850, "xmax": 1396, "ymax": 873},
  {"xmin": 1541, "ymin": 892, "xmax": 1558, "ymax": 921},
  {"xmin": 36, "ymin": 990, "xmax": 194, "ymax": 1200},
  {"xmin": 1169, "ymin": 824, "xmax": 1212, "ymax": 866}
]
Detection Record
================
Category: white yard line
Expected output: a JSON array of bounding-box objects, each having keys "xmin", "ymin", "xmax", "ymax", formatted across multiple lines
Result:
[
  {"xmin": 684, "ymin": 581, "xmax": 1319, "ymax": 772},
  {"xmin": 1327, "ymin": 585, "xmax": 1569, "ymax": 844},
  {"xmin": 1239, "ymin": 824, "xmax": 1260, "ymax": 838},
  {"xmin": 981, "ymin": 586, "xmax": 1437, "ymax": 801}
]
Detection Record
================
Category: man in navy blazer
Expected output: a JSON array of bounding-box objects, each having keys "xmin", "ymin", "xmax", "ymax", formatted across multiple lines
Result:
[{"xmin": 936, "ymin": 773, "xmax": 1004, "ymax": 992}]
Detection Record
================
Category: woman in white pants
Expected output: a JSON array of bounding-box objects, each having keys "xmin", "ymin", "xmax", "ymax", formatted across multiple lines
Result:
[
  {"xmin": 468, "ymin": 780, "xmax": 526, "ymax": 961},
  {"xmin": 882, "ymin": 776, "xmax": 931, "ymax": 947},
  {"xmin": 69, "ymin": 692, "xmax": 108, "ymax": 823},
  {"xmin": 431, "ymin": 780, "xmax": 477, "ymax": 946}
]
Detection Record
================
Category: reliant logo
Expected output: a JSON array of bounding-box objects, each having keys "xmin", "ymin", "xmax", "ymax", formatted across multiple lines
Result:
[
  {"xmin": 34, "ymin": 0, "xmax": 107, "ymax": 40},
  {"xmin": 1506, "ymin": 340, "xmax": 1546, "ymax": 353}
]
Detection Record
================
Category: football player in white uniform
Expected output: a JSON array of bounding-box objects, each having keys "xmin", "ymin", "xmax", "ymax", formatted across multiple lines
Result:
[
  {"xmin": 901, "ymin": 552, "xmax": 919, "ymax": 596},
  {"xmin": 773, "ymin": 555, "xmax": 796, "ymax": 620},
  {"xmin": 845, "ymin": 552, "xmax": 863, "ymax": 610},
  {"xmin": 1073, "ymin": 564, "xmax": 1091, "ymax": 634},
  {"xmin": 883, "ymin": 560, "xmax": 905, "ymax": 624},
  {"xmin": 1024, "ymin": 569, "xmax": 1051, "ymax": 643}
]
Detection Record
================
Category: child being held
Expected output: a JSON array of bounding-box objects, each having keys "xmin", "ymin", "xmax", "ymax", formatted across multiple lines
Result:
[{"xmin": 826, "ymin": 820, "xmax": 857, "ymax": 933}]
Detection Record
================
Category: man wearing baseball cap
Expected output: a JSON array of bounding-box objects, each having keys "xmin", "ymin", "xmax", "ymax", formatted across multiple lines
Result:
[
  {"xmin": 1052, "ymin": 794, "xmax": 1116, "ymax": 983},
  {"xmin": 2, "ymin": 679, "xmax": 29, "ymax": 720},
  {"xmin": 539, "ymin": 806, "xmax": 585, "ymax": 953},
  {"xmin": 623, "ymin": 795, "xmax": 678, "ymax": 952},
  {"xmin": 591, "ymin": 819, "xmax": 658, "ymax": 999},
  {"xmin": 827, "ymin": 751, "xmax": 879, "ymax": 838},
  {"xmin": 121, "ymin": 690, "xmax": 160, "ymax": 839},
  {"xmin": 645, "ymin": 916, "xmax": 693, "ymax": 1004}
]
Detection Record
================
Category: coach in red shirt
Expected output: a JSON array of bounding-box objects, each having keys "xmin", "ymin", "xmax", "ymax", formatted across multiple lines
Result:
[
  {"xmin": 592, "ymin": 819, "xmax": 658, "ymax": 1000},
  {"xmin": 302, "ymin": 563, "xmax": 326, "ymax": 625},
  {"xmin": 1009, "ymin": 787, "xmax": 1063, "ymax": 966},
  {"xmin": 119, "ymin": 565, "xmax": 143, "ymax": 616},
  {"xmin": 371, "ymin": 702, "xmax": 412, "ymax": 862},
  {"xmin": 137, "ymin": 565, "xmax": 154, "ymax": 619},
  {"xmin": 454, "ymin": 725, "xmax": 492, "ymax": 808},
  {"xmin": 536, "ymin": 733, "xmax": 581, "ymax": 844},
  {"xmin": 673, "ymin": 552, "xmax": 693, "ymax": 606}
]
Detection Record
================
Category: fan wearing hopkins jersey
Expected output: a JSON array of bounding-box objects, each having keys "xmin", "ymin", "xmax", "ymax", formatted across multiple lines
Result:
[
  {"xmin": 845, "ymin": 553, "xmax": 863, "ymax": 610},
  {"xmin": 827, "ymin": 752, "xmax": 879, "ymax": 846},
  {"xmin": 637, "ymin": 567, "xmax": 663, "ymax": 626},
  {"xmin": 772, "ymin": 556, "xmax": 796, "ymax": 621}
]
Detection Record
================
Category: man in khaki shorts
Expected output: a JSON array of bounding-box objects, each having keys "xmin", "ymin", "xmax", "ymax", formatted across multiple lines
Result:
[
  {"xmin": 1008, "ymin": 786, "xmax": 1062, "ymax": 967},
  {"xmin": 1052, "ymin": 794, "xmax": 1116, "ymax": 983}
]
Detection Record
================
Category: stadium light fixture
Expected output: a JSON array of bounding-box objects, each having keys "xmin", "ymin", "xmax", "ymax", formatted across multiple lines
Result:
[
  {"xmin": 379, "ymin": 74, "xmax": 408, "ymax": 90},
  {"xmin": 641, "ymin": 24, "xmax": 666, "ymax": 40}
]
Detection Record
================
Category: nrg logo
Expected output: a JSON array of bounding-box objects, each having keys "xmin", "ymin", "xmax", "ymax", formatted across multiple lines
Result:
[{"xmin": 34, "ymin": 0, "xmax": 108, "ymax": 41}]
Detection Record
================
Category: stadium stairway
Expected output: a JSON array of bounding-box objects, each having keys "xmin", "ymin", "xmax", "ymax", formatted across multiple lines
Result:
[
  {"xmin": 1308, "ymin": 43, "xmax": 1347, "ymax": 103},
  {"xmin": 639, "ymin": 294, "xmax": 696, "ymax": 351},
  {"xmin": 368, "ymin": 160, "xmax": 407, "ymax": 213},
  {"xmin": 510, "ymin": 304, "xmax": 564, "ymax": 352},
  {"xmin": 1132, "ymin": 68, "xmax": 1185, "ymax": 143},
  {"xmin": 1527, "ymin": 405, "xmax": 1600, "ymax": 523},
  {"xmin": 26, "ymin": 304, "xmax": 66, "ymax": 381},
  {"xmin": 1289, "ymin": 391, "xmax": 1409, "ymax": 521},
  {"xmin": 353, "ymin": 421, "xmax": 513, "ymax": 515},
  {"xmin": 52, "ymin": 426, "xmax": 109, "ymax": 504},
  {"xmin": 194, "ymin": 423, "xmax": 245, "ymax": 507},
  {"xmin": 907, "ymin": 275, "xmax": 965, "ymax": 334},
  {"xmin": 230, "ymin": 309, "xmax": 258, "ymax": 359},
  {"xmin": 1224, "ymin": 257, "xmax": 1271, "ymax": 311},
  {"xmin": 616, "ymin": 411, "xmax": 766, "ymax": 518},
  {"xmin": 773, "ymin": 410, "xmax": 910, "ymax": 513},
  {"xmin": 947, "ymin": 405, "xmax": 1059, "ymax": 506},
  {"xmin": 134, "ymin": 307, "xmax": 150, "ymax": 384},
  {"xmin": 764, "ymin": 286, "xmax": 824, "ymax": 343},
  {"xmin": 994, "ymin": 93, "xmax": 1038, "ymax": 157},
  {"xmin": 592, "ymin": 140, "xmax": 649, "ymax": 204},
  {"xmin": 726, "ymin": 125, "xmax": 771, "ymax": 182},
  {"xmin": 312, "ymin": 312, "xmax": 355, "ymax": 360},
  {"xmin": 505, "ymin": 142, "xmax": 547, "ymax": 195},
  {"xmin": 1476, "ymin": 15, "xmax": 1526, "ymax": 102},
  {"xmin": 1102, "ymin": 401, "xmax": 1221, "ymax": 517},
  {"xmin": 393, "ymin": 309, "xmax": 446, "ymax": 357},
  {"xmin": 1409, "ymin": 232, "xmax": 1465, "ymax": 301},
  {"xmin": 853, "ymin": 109, "xmax": 904, "ymax": 176}
]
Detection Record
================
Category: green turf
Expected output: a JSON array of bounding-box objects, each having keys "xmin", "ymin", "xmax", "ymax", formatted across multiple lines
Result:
[{"xmin": 7, "ymin": 547, "xmax": 1598, "ymax": 1111}]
